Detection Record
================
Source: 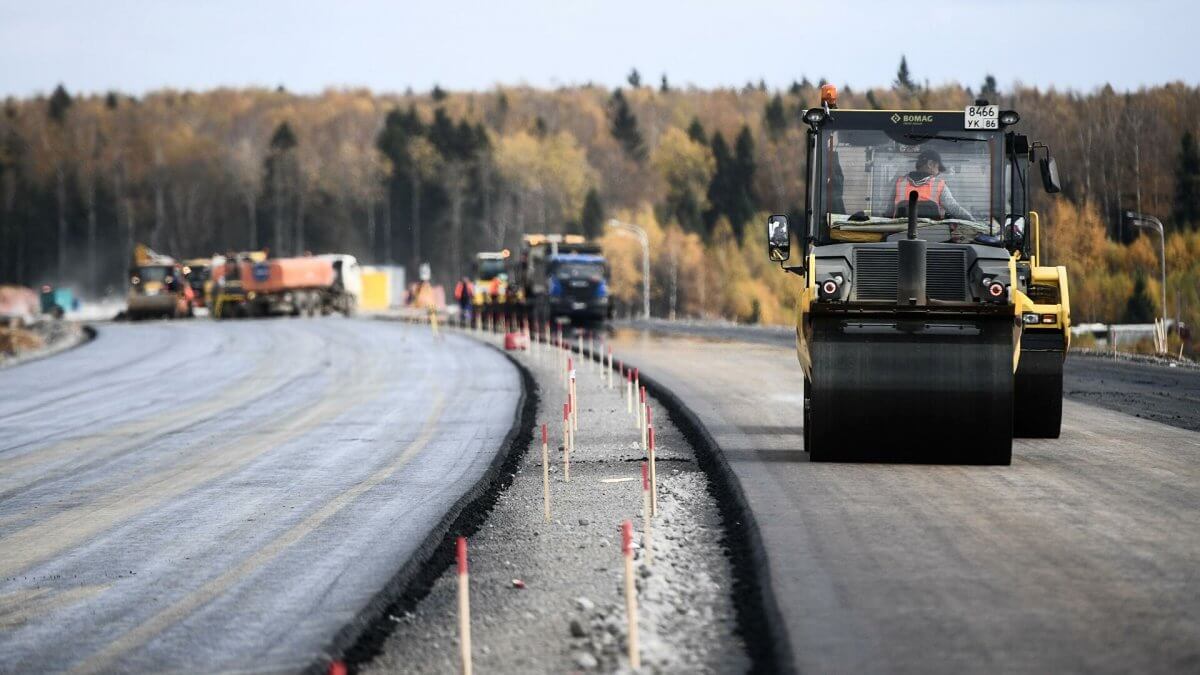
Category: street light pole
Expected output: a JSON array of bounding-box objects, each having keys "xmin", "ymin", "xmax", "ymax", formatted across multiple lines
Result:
[
  {"xmin": 607, "ymin": 219, "xmax": 650, "ymax": 320},
  {"xmin": 1125, "ymin": 211, "xmax": 1168, "ymax": 333}
]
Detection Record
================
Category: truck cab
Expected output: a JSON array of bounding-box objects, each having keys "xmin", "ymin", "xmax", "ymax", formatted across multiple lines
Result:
[{"xmin": 540, "ymin": 253, "xmax": 610, "ymax": 325}]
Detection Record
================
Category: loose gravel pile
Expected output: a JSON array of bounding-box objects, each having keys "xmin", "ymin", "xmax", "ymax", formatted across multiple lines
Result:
[
  {"xmin": 0, "ymin": 319, "xmax": 86, "ymax": 368},
  {"xmin": 363, "ymin": 327, "xmax": 748, "ymax": 673}
]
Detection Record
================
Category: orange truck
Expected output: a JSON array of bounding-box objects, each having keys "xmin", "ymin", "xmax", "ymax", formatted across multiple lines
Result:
[{"xmin": 211, "ymin": 254, "xmax": 359, "ymax": 319}]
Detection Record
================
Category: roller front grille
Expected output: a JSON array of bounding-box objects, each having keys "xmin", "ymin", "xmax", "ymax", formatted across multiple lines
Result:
[
  {"xmin": 853, "ymin": 248, "xmax": 898, "ymax": 300},
  {"xmin": 851, "ymin": 246, "xmax": 968, "ymax": 302},
  {"xmin": 926, "ymin": 249, "xmax": 968, "ymax": 301}
]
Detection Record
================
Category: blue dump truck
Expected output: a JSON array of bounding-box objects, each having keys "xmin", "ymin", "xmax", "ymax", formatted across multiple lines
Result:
[{"xmin": 515, "ymin": 234, "xmax": 611, "ymax": 326}]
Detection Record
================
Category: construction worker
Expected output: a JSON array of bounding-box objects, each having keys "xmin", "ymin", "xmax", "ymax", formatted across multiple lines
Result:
[
  {"xmin": 892, "ymin": 149, "xmax": 973, "ymax": 221},
  {"xmin": 454, "ymin": 276, "xmax": 474, "ymax": 321}
]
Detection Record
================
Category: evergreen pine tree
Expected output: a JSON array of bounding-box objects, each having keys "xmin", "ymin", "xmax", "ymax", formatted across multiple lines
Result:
[
  {"xmin": 686, "ymin": 117, "xmax": 707, "ymax": 145},
  {"xmin": 660, "ymin": 74, "xmax": 670, "ymax": 93},
  {"xmin": 270, "ymin": 121, "xmax": 298, "ymax": 153},
  {"xmin": 48, "ymin": 84, "xmax": 71, "ymax": 124},
  {"xmin": 1173, "ymin": 130, "xmax": 1200, "ymax": 228},
  {"xmin": 866, "ymin": 90, "xmax": 882, "ymax": 110},
  {"xmin": 705, "ymin": 132, "xmax": 734, "ymax": 236},
  {"xmin": 627, "ymin": 68, "xmax": 642, "ymax": 88},
  {"xmin": 1124, "ymin": 273, "xmax": 1156, "ymax": 323},
  {"xmin": 609, "ymin": 89, "xmax": 646, "ymax": 162},
  {"xmin": 730, "ymin": 125, "xmax": 758, "ymax": 238},
  {"xmin": 980, "ymin": 74, "xmax": 999, "ymax": 100},
  {"xmin": 764, "ymin": 94, "xmax": 787, "ymax": 138},
  {"xmin": 581, "ymin": 188, "xmax": 604, "ymax": 239},
  {"xmin": 895, "ymin": 56, "xmax": 916, "ymax": 92},
  {"xmin": 431, "ymin": 85, "xmax": 447, "ymax": 102}
]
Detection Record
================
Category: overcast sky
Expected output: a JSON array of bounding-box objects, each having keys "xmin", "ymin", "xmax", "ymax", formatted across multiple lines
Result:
[{"xmin": 1, "ymin": 0, "xmax": 1196, "ymax": 97}]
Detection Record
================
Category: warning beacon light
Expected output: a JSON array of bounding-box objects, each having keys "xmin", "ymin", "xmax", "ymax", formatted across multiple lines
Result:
[{"xmin": 820, "ymin": 84, "xmax": 838, "ymax": 108}]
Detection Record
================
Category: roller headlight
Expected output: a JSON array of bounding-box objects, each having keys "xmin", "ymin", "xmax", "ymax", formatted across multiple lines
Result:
[{"xmin": 818, "ymin": 275, "xmax": 844, "ymax": 300}]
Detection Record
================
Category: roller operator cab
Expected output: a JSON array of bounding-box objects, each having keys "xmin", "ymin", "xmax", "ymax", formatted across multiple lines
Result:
[
  {"xmin": 473, "ymin": 251, "xmax": 510, "ymax": 311},
  {"xmin": 767, "ymin": 92, "xmax": 1070, "ymax": 464}
]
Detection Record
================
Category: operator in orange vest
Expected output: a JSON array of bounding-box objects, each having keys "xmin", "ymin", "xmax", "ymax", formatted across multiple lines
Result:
[{"xmin": 892, "ymin": 149, "xmax": 973, "ymax": 220}]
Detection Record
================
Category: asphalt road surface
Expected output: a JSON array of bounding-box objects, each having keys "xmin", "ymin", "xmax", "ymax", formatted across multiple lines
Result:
[
  {"xmin": 612, "ymin": 327, "xmax": 1199, "ymax": 673},
  {"xmin": 0, "ymin": 318, "xmax": 519, "ymax": 672}
]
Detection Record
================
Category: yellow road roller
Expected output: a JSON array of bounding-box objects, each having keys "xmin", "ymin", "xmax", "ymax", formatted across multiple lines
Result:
[{"xmin": 766, "ymin": 87, "xmax": 1070, "ymax": 464}]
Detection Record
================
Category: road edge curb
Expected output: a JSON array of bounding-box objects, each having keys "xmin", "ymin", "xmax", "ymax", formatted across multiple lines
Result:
[{"xmin": 617, "ymin": 356, "xmax": 797, "ymax": 675}]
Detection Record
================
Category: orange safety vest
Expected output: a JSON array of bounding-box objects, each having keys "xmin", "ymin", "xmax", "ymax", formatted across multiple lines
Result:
[{"xmin": 894, "ymin": 175, "xmax": 947, "ymax": 211}]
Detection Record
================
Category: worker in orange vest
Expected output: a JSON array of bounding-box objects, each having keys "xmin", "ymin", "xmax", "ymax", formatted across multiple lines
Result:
[
  {"xmin": 892, "ymin": 149, "xmax": 973, "ymax": 221},
  {"xmin": 454, "ymin": 276, "xmax": 473, "ymax": 320}
]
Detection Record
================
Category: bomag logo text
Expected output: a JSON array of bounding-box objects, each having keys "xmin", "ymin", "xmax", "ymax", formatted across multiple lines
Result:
[{"xmin": 891, "ymin": 114, "xmax": 934, "ymax": 124}]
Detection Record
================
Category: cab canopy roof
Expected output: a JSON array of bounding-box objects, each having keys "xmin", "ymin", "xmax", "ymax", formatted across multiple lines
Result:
[{"xmin": 808, "ymin": 107, "xmax": 1019, "ymax": 134}]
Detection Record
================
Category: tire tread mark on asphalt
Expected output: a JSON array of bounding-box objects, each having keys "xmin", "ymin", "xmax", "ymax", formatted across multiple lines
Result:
[
  {"xmin": 67, "ymin": 393, "xmax": 447, "ymax": 675},
  {"xmin": 0, "ymin": 329, "xmax": 328, "ymax": 506},
  {"xmin": 0, "ymin": 325, "xmax": 293, "ymax": 460},
  {"xmin": 0, "ymin": 330, "xmax": 381, "ymax": 579},
  {"xmin": 0, "ymin": 325, "xmax": 236, "ymax": 421}
]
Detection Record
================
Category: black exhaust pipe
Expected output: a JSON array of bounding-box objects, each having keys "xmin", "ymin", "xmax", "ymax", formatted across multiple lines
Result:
[{"xmin": 898, "ymin": 190, "xmax": 926, "ymax": 305}]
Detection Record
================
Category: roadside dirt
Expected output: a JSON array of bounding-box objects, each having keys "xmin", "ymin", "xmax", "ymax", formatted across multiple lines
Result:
[{"xmin": 0, "ymin": 320, "xmax": 88, "ymax": 369}]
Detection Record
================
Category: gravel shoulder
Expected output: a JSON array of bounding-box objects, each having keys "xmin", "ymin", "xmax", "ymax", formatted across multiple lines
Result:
[{"xmin": 362, "ymin": 325, "xmax": 749, "ymax": 674}]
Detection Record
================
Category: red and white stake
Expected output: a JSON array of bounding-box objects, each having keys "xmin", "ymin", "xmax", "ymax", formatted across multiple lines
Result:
[
  {"xmin": 648, "ymin": 424, "xmax": 658, "ymax": 517},
  {"xmin": 457, "ymin": 537, "xmax": 472, "ymax": 675},
  {"xmin": 568, "ymin": 358, "xmax": 578, "ymax": 431},
  {"xmin": 607, "ymin": 347, "xmax": 614, "ymax": 389},
  {"xmin": 639, "ymin": 386, "xmax": 648, "ymax": 448},
  {"xmin": 542, "ymin": 423, "xmax": 551, "ymax": 522},
  {"xmin": 642, "ymin": 462, "xmax": 653, "ymax": 564},
  {"xmin": 622, "ymin": 520, "xmax": 641, "ymax": 669},
  {"xmin": 625, "ymin": 367, "xmax": 633, "ymax": 414},
  {"xmin": 562, "ymin": 403, "xmax": 571, "ymax": 483}
]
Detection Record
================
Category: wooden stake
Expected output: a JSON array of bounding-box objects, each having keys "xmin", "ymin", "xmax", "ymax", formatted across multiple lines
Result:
[
  {"xmin": 542, "ymin": 423, "xmax": 551, "ymax": 522},
  {"xmin": 457, "ymin": 537, "xmax": 472, "ymax": 675},
  {"xmin": 622, "ymin": 520, "xmax": 640, "ymax": 669},
  {"xmin": 607, "ymin": 347, "xmax": 614, "ymax": 389},
  {"xmin": 639, "ymin": 386, "xmax": 647, "ymax": 447},
  {"xmin": 571, "ymin": 375, "xmax": 579, "ymax": 431},
  {"xmin": 642, "ymin": 462, "xmax": 653, "ymax": 564},
  {"xmin": 563, "ymin": 403, "xmax": 571, "ymax": 483},
  {"xmin": 626, "ymin": 368, "xmax": 633, "ymax": 414},
  {"xmin": 649, "ymin": 424, "xmax": 658, "ymax": 517}
]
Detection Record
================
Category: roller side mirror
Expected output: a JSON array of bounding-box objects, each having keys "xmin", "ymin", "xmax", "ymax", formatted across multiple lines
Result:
[
  {"xmin": 767, "ymin": 214, "xmax": 791, "ymax": 262},
  {"xmin": 1040, "ymin": 156, "xmax": 1062, "ymax": 194}
]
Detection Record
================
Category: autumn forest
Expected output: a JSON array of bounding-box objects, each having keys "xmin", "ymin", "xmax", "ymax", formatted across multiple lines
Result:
[{"xmin": 1, "ymin": 63, "xmax": 1199, "ymax": 345}]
